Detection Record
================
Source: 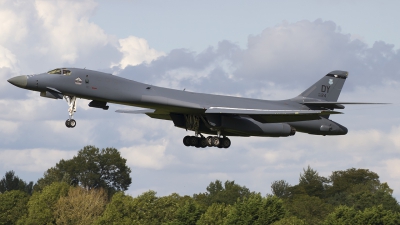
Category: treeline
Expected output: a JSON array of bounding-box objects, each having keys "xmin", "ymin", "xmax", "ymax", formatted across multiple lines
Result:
[{"xmin": 1, "ymin": 146, "xmax": 399, "ymax": 225}]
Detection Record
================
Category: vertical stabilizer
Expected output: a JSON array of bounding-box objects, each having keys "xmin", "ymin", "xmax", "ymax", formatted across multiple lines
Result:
[{"xmin": 298, "ymin": 70, "xmax": 348, "ymax": 102}]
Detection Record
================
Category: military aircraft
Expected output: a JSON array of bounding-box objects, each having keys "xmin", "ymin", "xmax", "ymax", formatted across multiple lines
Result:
[{"xmin": 8, "ymin": 68, "xmax": 383, "ymax": 148}]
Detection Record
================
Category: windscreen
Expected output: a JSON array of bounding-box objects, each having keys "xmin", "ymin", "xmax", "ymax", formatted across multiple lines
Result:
[{"xmin": 47, "ymin": 68, "xmax": 71, "ymax": 75}]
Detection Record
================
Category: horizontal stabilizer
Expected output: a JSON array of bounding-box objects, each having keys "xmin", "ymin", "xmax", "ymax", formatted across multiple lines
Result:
[
  {"xmin": 206, "ymin": 107, "xmax": 342, "ymax": 123},
  {"xmin": 115, "ymin": 109, "xmax": 155, "ymax": 114}
]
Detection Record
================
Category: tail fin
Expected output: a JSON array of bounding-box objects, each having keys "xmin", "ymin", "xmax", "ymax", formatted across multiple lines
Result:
[{"xmin": 297, "ymin": 70, "xmax": 348, "ymax": 102}]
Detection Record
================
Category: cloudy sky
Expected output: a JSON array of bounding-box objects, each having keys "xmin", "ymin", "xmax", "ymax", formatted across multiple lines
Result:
[{"xmin": 1, "ymin": 0, "xmax": 400, "ymax": 198}]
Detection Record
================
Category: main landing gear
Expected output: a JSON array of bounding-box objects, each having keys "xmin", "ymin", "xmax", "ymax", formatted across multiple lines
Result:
[
  {"xmin": 64, "ymin": 96, "xmax": 77, "ymax": 128},
  {"xmin": 182, "ymin": 114, "xmax": 231, "ymax": 148},
  {"xmin": 183, "ymin": 135, "xmax": 231, "ymax": 148}
]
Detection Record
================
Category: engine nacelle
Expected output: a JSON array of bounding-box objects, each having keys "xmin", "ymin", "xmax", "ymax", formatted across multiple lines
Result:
[
  {"xmin": 258, "ymin": 123, "xmax": 296, "ymax": 137},
  {"xmin": 207, "ymin": 115, "xmax": 295, "ymax": 137}
]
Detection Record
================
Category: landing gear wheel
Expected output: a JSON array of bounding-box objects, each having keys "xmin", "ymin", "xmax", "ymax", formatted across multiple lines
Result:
[
  {"xmin": 221, "ymin": 137, "xmax": 231, "ymax": 148},
  {"xmin": 189, "ymin": 136, "xmax": 198, "ymax": 146},
  {"xmin": 65, "ymin": 120, "xmax": 71, "ymax": 128},
  {"xmin": 206, "ymin": 136, "xmax": 213, "ymax": 146},
  {"xmin": 199, "ymin": 138, "xmax": 208, "ymax": 148},
  {"xmin": 183, "ymin": 136, "xmax": 191, "ymax": 146},
  {"xmin": 69, "ymin": 119, "xmax": 76, "ymax": 128},
  {"xmin": 65, "ymin": 119, "xmax": 76, "ymax": 128},
  {"xmin": 211, "ymin": 136, "xmax": 220, "ymax": 147}
]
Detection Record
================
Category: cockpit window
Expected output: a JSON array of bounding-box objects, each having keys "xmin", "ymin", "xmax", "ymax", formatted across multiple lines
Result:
[
  {"xmin": 62, "ymin": 69, "xmax": 71, "ymax": 76},
  {"xmin": 47, "ymin": 69, "xmax": 61, "ymax": 74},
  {"xmin": 47, "ymin": 68, "xmax": 72, "ymax": 75}
]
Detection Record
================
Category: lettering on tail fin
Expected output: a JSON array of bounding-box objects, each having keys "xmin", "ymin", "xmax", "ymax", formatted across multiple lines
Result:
[{"xmin": 319, "ymin": 85, "xmax": 331, "ymax": 98}]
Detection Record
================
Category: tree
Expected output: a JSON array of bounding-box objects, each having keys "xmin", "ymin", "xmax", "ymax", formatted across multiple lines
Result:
[
  {"xmin": 285, "ymin": 194, "xmax": 333, "ymax": 225},
  {"xmin": 271, "ymin": 180, "xmax": 291, "ymax": 198},
  {"xmin": 94, "ymin": 192, "xmax": 136, "ymax": 225},
  {"xmin": 323, "ymin": 205, "xmax": 400, "ymax": 225},
  {"xmin": 35, "ymin": 145, "xmax": 132, "ymax": 195},
  {"xmin": 271, "ymin": 216, "xmax": 307, "ymax": 225},
  {"xmin": 18, "ymin": 182, "xmax": 69, "ymax": 225},
  {"xmin": 197, "ymin": 203, "xmax": 231, "ymax": 225},
  {"xmin": 194, "ymin": 180, "xmax": 251, "ymax": 206},
  {"xmin": 0, "ymin": 170, "xmax": 33, "ymax": 195},
  {"xmin": 331, "ymin": 189, "xmax": 400, "ymax": 212},
  {"xmin": 33, "ymin": 167, "xmax": 72, "ymax": 192},
  {"xmin": 327, "ymin": 168, "xmax": 381, "ymax": 196},
  {"xmin": 172, "ymin": 199, "xmax": 203, "ymax": 225},
  {"xmin": 224, "ymin": 193, "xmax": 286, "ymax": 225},
  {"xmin": 95, "ymin": 191, "xmax": 186, "ymax": 224},
  {"xmin": 0, "ymin": 190, "xmax": 29, "ymax": 225},
  {"xmin": 54, "ymin": 186, "xmax": 107, "ymax": 224},
  {"xmin": 325, "ymin": 168, "xmax": 400, "ymax": 212},
  {"xmin": 296, "ymin": 166, "xmax": 328, "ymax": 198}
]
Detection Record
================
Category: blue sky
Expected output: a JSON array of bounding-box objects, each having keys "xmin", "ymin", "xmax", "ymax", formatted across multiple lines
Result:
[{"xmin": 1, "ymin": 0, "xmax": 400, "ymax": 198}]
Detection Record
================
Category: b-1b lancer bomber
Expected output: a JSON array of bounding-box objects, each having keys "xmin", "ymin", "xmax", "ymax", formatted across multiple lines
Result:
[{"xmin": 8, "ymin": 68, "xmax": 383, "ymax": 148}]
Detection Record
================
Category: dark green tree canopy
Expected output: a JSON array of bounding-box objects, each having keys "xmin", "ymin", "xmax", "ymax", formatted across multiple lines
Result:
[
  {"xmin": 194, "ymin": 180, "xmax": 252, "ymax": 206},
  {"xmin": 0, "ymin": 190, "xmax": 30, "ymax": 225},
  {"xmin": 35, "ymin": 145, "xmax": 132, "ymax": 195},
  {"xmin": 0, "ymin": 170, "xmax": 33, "ymax": 195},
  {"xmin": 297, "ymin": 165, "xmax": 329, "ymax": 198},
  {"xmin": 328, "ymin": 168, "xmax": 381, "ymax": 195},
  {"xmin": 271, "ymin": 180, "xmax": 291, "ymax": 198}
]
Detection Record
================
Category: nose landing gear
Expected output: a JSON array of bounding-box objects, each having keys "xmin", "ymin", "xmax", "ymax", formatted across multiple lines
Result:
[{"xmin": 64, "ymin": 96, "xmax": 77, "ymax": 128}]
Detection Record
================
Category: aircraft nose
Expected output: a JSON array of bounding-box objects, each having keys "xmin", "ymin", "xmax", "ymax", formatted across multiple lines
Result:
[{"xmin": 7, "ymin": 75, "xmax": 27, "ymax": 88}]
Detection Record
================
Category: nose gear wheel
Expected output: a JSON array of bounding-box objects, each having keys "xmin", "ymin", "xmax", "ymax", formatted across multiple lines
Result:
[{"xmin": 65, "ymin": 119, "xmax": 76, "ymax": 128}]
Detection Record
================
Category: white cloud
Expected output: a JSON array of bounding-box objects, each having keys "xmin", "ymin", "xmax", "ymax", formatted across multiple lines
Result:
[
  {"xmin": 34, "ymin": 0, "xmax": 111, "ymax": 63},
  {"xmin": 0, "ymin": 148, "xmax": 76, "ymax": 172},
  {"xmin": 0, "ymin": 120, "xmax": 19, "ymax": 135},
  {"xmin": 0, "ymin": 45, "xmax": 17, "ymax": 70},
  {"xmin": 120, "ymin": 142, "xmax": 176, "ymax": 170},
  {"xmin": 0, "ymin": 6, "xmax": 28, "ymax": 44},
  {"xmin": 116, "ymin": 36, "xmax": 165, "ymax": 69}
]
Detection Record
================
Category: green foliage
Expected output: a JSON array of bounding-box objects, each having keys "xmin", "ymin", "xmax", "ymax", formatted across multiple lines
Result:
[
  {"xmin": 295, "ymin": 165, "xmax": 328, "ymax": 198},
  {"xmin": 172, "ymin": 199, "xmax": 203, "ymax": 225},
  {"xmin": 33, "ymin": 168, "xmax": 72, "ymax": 192},
  {"xmin": 327, "ymin": 168, "xmax": 380, "ymax": 196},
  {"xmin": 194, "ymin": 180, "xmax": 251, "ymax": 207},
  {"xmin": 54, "ymin": 186, "xmax": 108, "ymax": 225},
  {"xmin": 271, "ymin": 180, "xmax": 291, "ymax": 198},
  {"xmin": 323, "ymin": 205, "xmax": 400, "ymax": 225},
  {"xmin": 271, "ymin": 216, "xmax": 307, "ymax": 225},
  {"xmin": 96, "ymin": 191, "xmax": 187, "ymax": 225},
  {"xmin": 0, "ymin": 190, "xmax": 29, "ymax": 225},
  {"xmin": 35, "ymin": 145, "xmax": 132, "ymax": 196},
  {"xmin": 17, "ymin": 182, "xmax": 69, "ymax": 225},
  {"xmin": 94, "ymin": 192, "xmax": 136, "ymax": 225},
  {"xmin": 197, "ymin": 203, "xmax": 231, "ymax": 225},
  {"xmin": 3, "ymin": 154, "xmax": 400, "ymax": 225},
  {"xmin": 285, "ymin": 194, "xmax": 333, "ymax": 225},
  {"xmin": 325, "ymin": 168, "xmax": 400, "ymax": 212},
  {"xmin": 225, "ymin": 193, "xmax": 286, "ymax": 225},
  {"xmin": 0, "ymin": 170, "xmax": 33, "ymax": 195}
]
